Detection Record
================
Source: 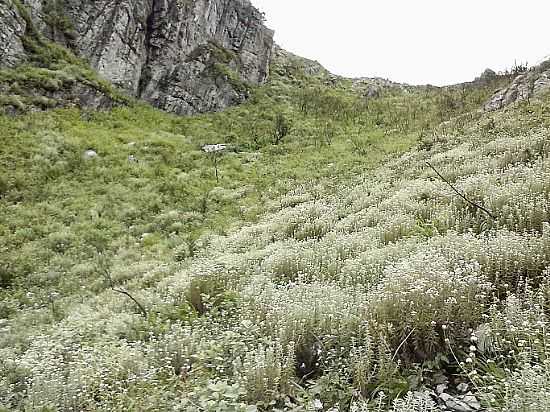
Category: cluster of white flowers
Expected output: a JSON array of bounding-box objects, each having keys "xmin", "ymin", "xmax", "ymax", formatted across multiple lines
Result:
[
  {"xmin": 390, "ymin": 391, "xmax": 440, "ymax": 412},
  {"xmin": 2, "ymin": 107, "xmax": 550, "ymax": 409}
]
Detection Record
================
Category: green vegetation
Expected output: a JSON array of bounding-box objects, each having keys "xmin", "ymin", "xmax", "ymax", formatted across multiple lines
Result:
[
  {"xmin": 2, "ymin": 27, "xmax": 549, "ymax": 410},
  {"xmin": 42, "ymin": 0, "xmax": 78, "ymax": 39},
  {"xmin": 211, "ymin": 62, "xmax": 250, "ymax": 94}
]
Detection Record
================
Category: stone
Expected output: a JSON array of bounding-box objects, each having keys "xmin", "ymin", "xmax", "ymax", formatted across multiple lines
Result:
[
  {"xmin": 439, "ymin": 392, "xmax": 481, "ymax": 412},
  {"xmin": 312, "ymin": 399, "xmax": 323, "ymax": 410},
  {"xmin": 485, "ymin": 59, "xmax": 550, "ymax": 111},
  {"xmin": 475, "ymin": 68, "xmax": 497, "ymax": 84},
  {"xmin": 461, "ymin": 393, "xmax": 481, "ymax": 410},
  {"xmin": 83, "ymin": 149, "xmax": 98, "ymax": 159},
  {"xmin": 440, "ymin": 393, "xmax": 472, "ymax": 412},
  {"xmin": 436, "ymin": 383, "xmax": 448, "ymax": 394},
  {"xmin": 202, "ymin": 144, "xmax": 228, "ymax": 153}
]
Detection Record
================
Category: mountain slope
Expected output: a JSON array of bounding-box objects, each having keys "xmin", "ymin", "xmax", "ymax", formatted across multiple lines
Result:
[
  {"xmin": 2, "ymin": 4, "xmax": 549, "ymax": 409},
  {"xmin": 1, "ymin": 38, "xmax": 548, "ymax": 410}
]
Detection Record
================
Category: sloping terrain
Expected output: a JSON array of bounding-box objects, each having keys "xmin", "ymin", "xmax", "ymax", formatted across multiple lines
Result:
[{"xmin": 1, "ymin": 15, "xmax": 548, "ymax": 411}]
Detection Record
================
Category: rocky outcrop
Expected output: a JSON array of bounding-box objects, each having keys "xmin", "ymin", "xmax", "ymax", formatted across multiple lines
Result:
[
  {"xmin": 350, "ymin": 77, "xmax": 410, "ymax": 98},
  {"xmin": 474, "ymin": 68, "xmax": 497, "ymax": 85},
  {"xmin": 271, "ymin": 45, "xmax": 329, "ymax": 78},
  {"xmin": 140, "ymin": 0, "xmax": 267, "ymax": 115},
  {"xmin": 270, "ymin": 45, "xmax": 409, "ymax": 99},
  {"xmin": 2, "ymin": 0, "xmax": 274, "ymax": 115},
  {"xmin": 485, "ymin": 60, "xmax": 550, "ymax": 111}
]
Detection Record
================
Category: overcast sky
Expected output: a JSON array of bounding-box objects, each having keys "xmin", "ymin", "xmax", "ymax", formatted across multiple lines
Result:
[{"xmin": 251, "ymin": 0, "xmax": 550, "ymax": 86}]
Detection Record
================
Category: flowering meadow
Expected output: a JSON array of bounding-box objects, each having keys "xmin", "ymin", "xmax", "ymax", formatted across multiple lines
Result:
[{"xmin": 1, "ymin": 52, "xmax": 549, "ymax": 411}]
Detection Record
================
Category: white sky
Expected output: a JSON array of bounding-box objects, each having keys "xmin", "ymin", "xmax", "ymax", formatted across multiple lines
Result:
[{"xmin": 251, "ymin": 0, "xmax": 550, "ymax": 86}]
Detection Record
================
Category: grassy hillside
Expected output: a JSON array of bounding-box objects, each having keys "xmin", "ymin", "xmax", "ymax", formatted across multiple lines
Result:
[{"xmin": 2, "ymin": 41, "xmax": 545, "ymax": 410}]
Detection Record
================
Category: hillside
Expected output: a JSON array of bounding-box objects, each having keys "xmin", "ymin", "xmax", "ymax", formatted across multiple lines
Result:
[{"xmin": 2, "ymin": 1, "xmax": 550, "ymax": 411}]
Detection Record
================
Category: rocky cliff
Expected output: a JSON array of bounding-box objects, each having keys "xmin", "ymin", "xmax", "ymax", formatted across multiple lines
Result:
[
  {"xmin": 0, "ymin": 2, "xmax": 27, "ymax": 67},
  {"xmin": 1, "ymin": 0, "xmax": 274, "ymax": 114}
]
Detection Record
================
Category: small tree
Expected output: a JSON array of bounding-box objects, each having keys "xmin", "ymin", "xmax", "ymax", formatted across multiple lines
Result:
[
  {"xmin": 202, "ymin": 144, "xmax": 227, "ymax": 182},
  {"xmin": 512, "ymin": 60, "xmax": 528, "ymax": 76},
  {"xmin": 249, "ymin": 121, "xmax": 269, "ymax": 149},
  {"xmin": 273, "ymin": 113, "xmax": 291, "ymax": 145},
  {"xmin": 321, "ymin": 120, "xmax": 336, "ymax": 146}
]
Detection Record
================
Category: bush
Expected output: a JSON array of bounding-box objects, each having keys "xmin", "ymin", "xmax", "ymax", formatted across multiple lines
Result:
[
  {"xmin": 273, "ymin": 112, "xmax": 291, "ymax": 144},
  {"xmin": 371, "ymin": 251, "xmax": 492, "ymax": 360}
]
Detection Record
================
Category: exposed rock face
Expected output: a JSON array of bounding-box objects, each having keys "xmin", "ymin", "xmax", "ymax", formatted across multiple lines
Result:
[
  {"xmin": 2, "ymin": 0, "xmax": 274, "ymax": 114},
  {"xmin": 272, "ymin": 45, "xmax": 329, "ymax": 78},
  {"xmin": 485, "ymin": 61, "xmax": 550, "ymax": 111},
  {"xmin": 350, "ymin": 77, "xmax": 410, "ymax": 98},
  {"xmin": 140, "ymin": 0, "xmax": 274, "ymax": 114},
  {"xmin": 0, "ymin": 1, "xmax": 28, "ymax": 68}
]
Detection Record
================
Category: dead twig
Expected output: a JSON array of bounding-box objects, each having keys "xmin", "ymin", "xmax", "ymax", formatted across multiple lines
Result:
[
  {"xmin": 426, "ymin": 161, "xmax": 496, "ymax": 220},
  {"xmin": 101, "ymin": 262, "xmax": 148, "ymax": 318},
  {"xmin": 392, "ymin": 328, "xmax": 416, "ymax": 362},
  {"xmin": 111, "ymin": 287, "xmax": 148, "ymax": 318}
]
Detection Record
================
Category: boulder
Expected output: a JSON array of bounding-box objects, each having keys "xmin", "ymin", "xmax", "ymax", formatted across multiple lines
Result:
[
  {"xmin": 83, "ymin": 149, "xmax": 98, "ymax": 159},
  {"xmin": 202, "ymin": 144, "xmax": 228, "ymax": 154}
]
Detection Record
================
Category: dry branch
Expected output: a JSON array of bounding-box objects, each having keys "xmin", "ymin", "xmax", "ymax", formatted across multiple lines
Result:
[
  {"xmin": 426, "ymin": 161, "xmax": 496, "ymax": 220},
  {"xmin": 102, "ymin": 266, "xmax": 148, "ymax": 318}
]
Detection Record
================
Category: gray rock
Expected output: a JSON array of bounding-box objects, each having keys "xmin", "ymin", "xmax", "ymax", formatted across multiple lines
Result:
[
  {"xmin": 312, "ymin": 399, "xmax": 323, "ymax": 410},
  {"xmin": 439, "ymin": 392, "xmax": 481, "ymax": 412},
  {"xmin": 461, "ymin": 393, "xmax": 481, "ymax": 410},
  {"xmin": 83, "ymin": 149, "xmax": 98, "ymax": 159},
  {"xmin": 202, "ymin": 144, "xmax": 228, "ymax": 153},
  {"xmin": 485, "ymin": 60, "xmax": 550, "ymax": 111},
  {"xmin": 2, "ymin": 0, "xmax": 274, "ymax": 115},
  {"xmin": 0, "ymin": 2, "xmax": 27, "ymax": 68},
  {"xmin": 436, "ymin": 383, "xmax": 448, "ymax": 394},
  {"xmin": 475, "ymin": 68, "xmax": 497, "ymax": 84}
]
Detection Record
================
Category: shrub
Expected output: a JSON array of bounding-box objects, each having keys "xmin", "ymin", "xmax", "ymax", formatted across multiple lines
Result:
[
  {"xmin": 371, "ymin": 250, "xmax": 492, "ymax": 361},
  {"xmin": 273, "ymin": 113, "xmax": 291, "ymax": 144}
]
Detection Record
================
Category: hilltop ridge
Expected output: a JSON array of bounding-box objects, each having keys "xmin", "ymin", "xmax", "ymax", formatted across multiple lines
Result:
[{"xmin": 3, "ymin": 0, "xmax": 537, "ymax": 117}]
